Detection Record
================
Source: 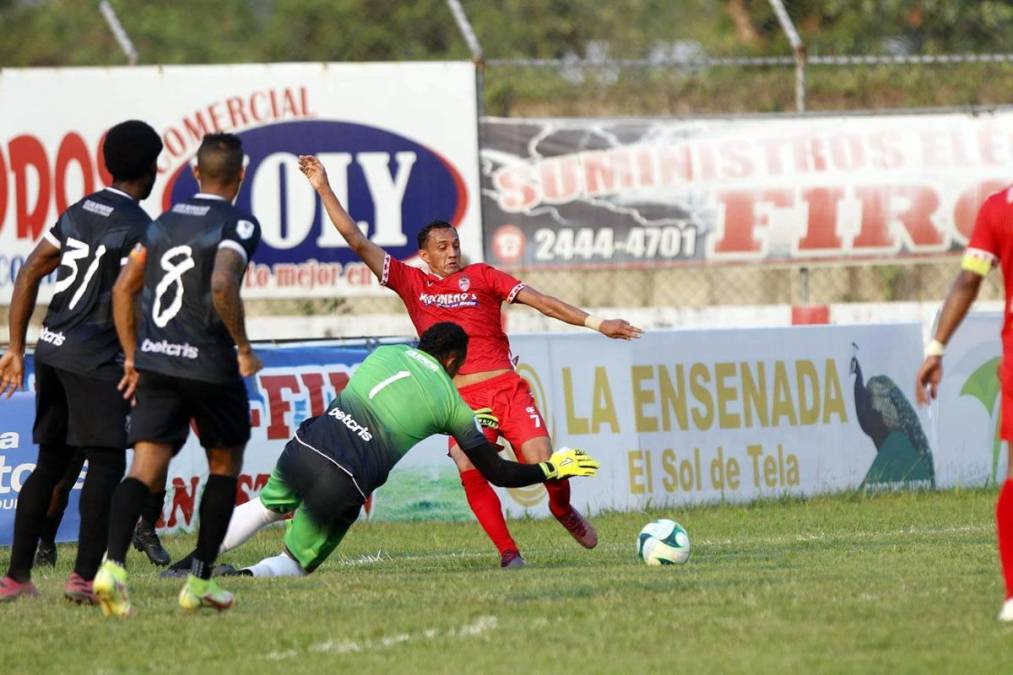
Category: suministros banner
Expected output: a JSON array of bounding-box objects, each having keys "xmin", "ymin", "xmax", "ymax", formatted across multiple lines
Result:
[
  {"xmin": 481, "ymin": 112, "xmax": 1013, "ymax": 268},
  {"xmin": 495, "ymin": 324, "xmax": 931, "ymax": 515},
  {"xmin": 0, "ymin": 62, "xmax": 481, "ymax": 301}
]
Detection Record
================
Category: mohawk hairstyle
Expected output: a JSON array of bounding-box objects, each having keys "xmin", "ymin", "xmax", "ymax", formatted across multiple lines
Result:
[{"xmin": 196, "ymin": 133, "xmax": 244, "ymax": 183}]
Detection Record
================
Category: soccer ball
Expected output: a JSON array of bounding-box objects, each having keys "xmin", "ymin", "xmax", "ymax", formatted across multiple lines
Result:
[{"xmin": 637, "ymin": 519, "xmax": 691, "ymax": 565}]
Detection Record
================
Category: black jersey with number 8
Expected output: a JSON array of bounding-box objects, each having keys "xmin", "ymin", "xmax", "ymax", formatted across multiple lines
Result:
[
  {"xmin": 135, "ymin": 194, "xmax": 260, "ymax": 384},
  {"xmin": 34, "ymin": 188, "xmax": 152, "ymax": 380}
]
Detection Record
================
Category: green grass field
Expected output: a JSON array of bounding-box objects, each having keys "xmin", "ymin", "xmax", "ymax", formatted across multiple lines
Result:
[{"xmin": 2, "ymin": 488, "xmax": 1012, "ymax": 674}]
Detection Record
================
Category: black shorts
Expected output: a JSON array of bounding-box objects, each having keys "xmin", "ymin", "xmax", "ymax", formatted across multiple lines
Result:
[
  {"xmin": 127, "ymin": 370, "xmax": 250, "ymax": 453},
  {"xmin": 33, "ymin": 360, "xmax": 129, "ymax": 449},
  {"xmin": 274, "ymin": 440, "xmax": 366, "ymax": 524}
]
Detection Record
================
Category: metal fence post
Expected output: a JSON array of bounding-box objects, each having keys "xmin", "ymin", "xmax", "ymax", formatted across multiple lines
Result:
[
  {"xmin": 767, "ymin": 0, "xmax": 810, "ymax": 305},
  {"xmin": 446, "ymin": 0, "xmax": 485, "ymax": 117},
  {"xmin": 98, "ymin": 1, "xmax": 139, "ymax": 66},
  {"xmin": 767, "ymin": 0, "xmax": 806, "ymax": 112}
]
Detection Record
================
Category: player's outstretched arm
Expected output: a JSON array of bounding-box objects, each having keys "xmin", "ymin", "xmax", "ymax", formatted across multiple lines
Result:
[
  {"xmin": 462, "ymin": 442, "xmax": 600, "ymax": 487},
  {"xmin": 212, "ymin": 247, "xmax": 262, "ymax": 378},
  {"xmin": 513, "ymin": 286, "xmax": 644, "ymax": 340},
  {"xmin": 113, "ymin": 246, "xmax": 147, "ymax": 400},
  {"xmin": 298, "ymin": 155, "xmax": 386, "ymax": 279},
  {"xmin": 0, "ymin": 239, "xmax": 60, "ymax": 398},
  {"xmin": 915, "ymin": 269, "xmax": 984, "ymax": 405}
]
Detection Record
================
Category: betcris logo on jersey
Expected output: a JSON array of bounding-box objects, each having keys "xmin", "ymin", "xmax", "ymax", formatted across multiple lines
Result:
[{"xmin": 163, "ymin": 120, "xmax": 468, "ymax": 296}]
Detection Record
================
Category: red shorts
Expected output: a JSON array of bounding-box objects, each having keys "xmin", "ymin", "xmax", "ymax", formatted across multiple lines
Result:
[{"xmin": 449, "ymin": 370, "xmax": 548, "ymax": 460}]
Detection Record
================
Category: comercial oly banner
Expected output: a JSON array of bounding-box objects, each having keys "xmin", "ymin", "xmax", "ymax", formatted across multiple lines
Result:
[
  {"xmin": 0, "ymin": 62, "xmax": 481, "ymax": 302},
  {"xmin": 480, "ymin": 111, "xmax": 1013, "ymax": 268}
]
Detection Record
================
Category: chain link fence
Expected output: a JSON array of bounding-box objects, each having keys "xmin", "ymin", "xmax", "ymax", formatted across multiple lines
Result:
[{"xmin": 504, "ymin": 259, "xmax": 1005, "ymax": 310}]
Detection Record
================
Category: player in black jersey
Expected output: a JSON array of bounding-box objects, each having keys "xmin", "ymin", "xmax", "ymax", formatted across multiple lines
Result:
[
  {"xmin": 93, "ymin": 133, "xmax": 262, "ymax": 617},
  {"xmin": 31, "ymin": 449, "xmax": 171, "ymax": 569},
  {"xmin": 0, "ymin": 120, "xmax": 163, "ymax": 603}
]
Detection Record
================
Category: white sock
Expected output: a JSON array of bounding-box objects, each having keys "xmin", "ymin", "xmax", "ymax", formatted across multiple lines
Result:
[
  {"xmin": 244, "ymin": 552, "xmax": 307, "ymax": 578},
  {"xmin": 219, "ymin": 497, "xmax": 286, "ymax": 554}
]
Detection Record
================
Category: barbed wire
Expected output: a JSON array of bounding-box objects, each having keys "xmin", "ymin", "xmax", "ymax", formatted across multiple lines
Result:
[{"xmin": 486, "ymin": 53, "xmax": 1013, "ymax": 69}]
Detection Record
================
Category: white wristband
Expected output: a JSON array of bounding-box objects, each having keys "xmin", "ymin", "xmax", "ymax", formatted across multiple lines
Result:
[
  {"xmin": 925, "ymin": 339, "xmax": 945, "ymax": 358},
  {"xmin": 583, "ymin": 315, "xmax": 604, "ymax": 332}
]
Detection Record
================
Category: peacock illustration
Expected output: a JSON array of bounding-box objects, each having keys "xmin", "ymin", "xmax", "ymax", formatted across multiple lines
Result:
[{"xmin": 850, "ymin": 344, "xmax": 935, "ymax": 490}]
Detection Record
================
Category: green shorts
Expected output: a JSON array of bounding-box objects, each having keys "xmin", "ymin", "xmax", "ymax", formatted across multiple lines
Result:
[{"xmin": 260, "ymin": 442, "xmax": 365, "ymax": 572}]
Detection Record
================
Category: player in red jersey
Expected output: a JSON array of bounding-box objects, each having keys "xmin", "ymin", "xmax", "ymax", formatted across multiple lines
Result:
[
  {"xmin": 299, "ymin": 155, "xmax": 642, "ymax": 568},
  {"xmin": 916, "ymin": 185, "xmax": 1013, "ymax": 622}
]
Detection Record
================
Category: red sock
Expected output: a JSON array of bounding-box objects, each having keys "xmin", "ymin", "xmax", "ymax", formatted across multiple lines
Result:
[
  {"xmin": 545, "ymin": 478, "xmax": 571, "ymax": 519},
  {"xmin": 998, "ymin": 479, "xmax": 1013, "ymax": 599},
  {"xmin": 460, "ymin": 470, "xmax": 517, "ymax": 555}
]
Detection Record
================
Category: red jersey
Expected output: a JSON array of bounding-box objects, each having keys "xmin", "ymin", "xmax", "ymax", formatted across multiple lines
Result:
[
  {"xmin": 965, "ymin": 185, "xmax": 1013, "ymax": 354},
  {"xmin": 380, "ymin": 255, "xmax": 525, "ymax": 374}
]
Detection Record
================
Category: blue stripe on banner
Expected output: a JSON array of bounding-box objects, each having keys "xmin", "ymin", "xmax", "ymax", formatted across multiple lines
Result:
[
  {"xmin": 0, "ymin": 392, "xmax": 84, "ymax": 545},
  {"xmin": 2, "ymin": 340, "xmax": 407, "ymax": 546}
]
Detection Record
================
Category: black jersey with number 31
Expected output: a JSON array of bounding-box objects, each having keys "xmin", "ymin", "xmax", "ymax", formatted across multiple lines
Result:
[
  {"xmin": 34, "ymin": 188, "xmax": 152, "ymax": 380},
  {"xmin": 134, "ymin": 194, "xmax": 260, "ymax": 384}
]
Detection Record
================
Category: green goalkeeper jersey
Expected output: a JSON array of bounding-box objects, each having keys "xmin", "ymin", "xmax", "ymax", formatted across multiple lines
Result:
[{"xmin": 290, "ymin": 344, "xmax": 487, "ymax": 495}]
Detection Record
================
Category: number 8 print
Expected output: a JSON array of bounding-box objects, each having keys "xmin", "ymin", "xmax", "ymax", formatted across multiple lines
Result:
[{"xmin": 152, "ymin": 245, "xmax": 196, "ymax": 327}]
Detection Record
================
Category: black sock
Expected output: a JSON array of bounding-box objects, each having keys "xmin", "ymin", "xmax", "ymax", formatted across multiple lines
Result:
[
  {"xmin": 7, "ymin": 445, "xmax": 71, "ymax": 582},
  {"xmin": 37, "ymin": 515, "xmax": 61, "ymax": 547},
  {"xmin": 105, "ymin": 478, "xmax": 150, "ymax": 566},
  {"xmin": 192, "ymin": 475, "xmax": 238, "ymax": 580},
  {"xmin": 168, "ymin": 550, "xmax": 197, "ymax": 572},
  {"xmin": 141, "ymin": 490, "xmax": 166, "ymax": 529},
  {"xmin": 39, "ymin": 450, "xmax": 85, "ymax": 544},
  {"xmin": 73, "ymin": 448, "xmax": 125, "ymax": 580}
]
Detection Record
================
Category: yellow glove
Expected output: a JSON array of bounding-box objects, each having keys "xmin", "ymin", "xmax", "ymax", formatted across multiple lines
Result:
[
  {"xmin": 539, "ymin": 447, "xmax": 600, "ymax": 480},
  {"xmin": 474, "ymin": 407, "xmax": 500, "ymax": 431}
]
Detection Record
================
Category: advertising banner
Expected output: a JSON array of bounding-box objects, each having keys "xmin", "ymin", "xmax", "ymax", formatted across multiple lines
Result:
[
  {"xmin": 480, "ymin": 112, "xmax": 1013, "ymax": 268},
  {"xmin": 0, "ymin": 62, "xmax": 481, "ymax": 302},
  {"xmin": 932, "ymin": 312, "xmax": 1009, "ymax": 486},
  {"xmin": 9, "ymin": 322, "xmax": 1008, "ymax": 544},
  {"xmin": 162, "ymin": 341, "xmax": 466, "ymax": 530},
  {"xmin": 495, "ymin": 324, "xmax": 931, "ymax": 516},
  {"xmin": 0, "ymin": 393, "xmax": 83, "ymax": 545},
  {"xmin": 0, "ymin": 341, "xmax": 468, "ymax": 540}
]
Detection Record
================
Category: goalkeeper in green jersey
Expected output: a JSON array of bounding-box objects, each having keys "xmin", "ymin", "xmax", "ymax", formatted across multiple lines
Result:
[{"xmin": 167, "ymin": 322, "xmax": 600, "ymax": 578}]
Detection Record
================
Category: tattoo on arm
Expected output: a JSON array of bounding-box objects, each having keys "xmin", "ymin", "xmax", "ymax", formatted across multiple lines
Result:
[{"xmin": 211, "ymin": 248, "xmax": 251, "ymax": 349}]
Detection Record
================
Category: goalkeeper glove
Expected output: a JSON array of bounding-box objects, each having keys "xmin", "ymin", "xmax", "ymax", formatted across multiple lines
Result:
[
  {"xmin": 539, "ymin": 447, "xmax": 600, "ymax": 480},
  {"xmin": 474, "ymin": 407, "xmax": 500, "ymax": 430}
]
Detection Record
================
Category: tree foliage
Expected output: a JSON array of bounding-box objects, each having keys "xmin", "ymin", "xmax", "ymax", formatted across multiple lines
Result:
[{"xmin": 0, "ymin": 1, "xmax": 1010, "ymax": 115}]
